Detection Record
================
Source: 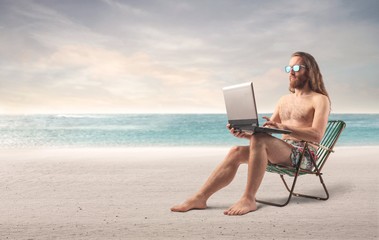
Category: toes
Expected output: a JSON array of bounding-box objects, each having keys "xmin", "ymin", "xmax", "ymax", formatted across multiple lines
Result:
[
  {"xmin": 224, "ymin": 207, "xmax": 249, "ymax": 216},
  {"xmin": 224, "ymin": 208, "xmax": 238, "ymax": 216}
]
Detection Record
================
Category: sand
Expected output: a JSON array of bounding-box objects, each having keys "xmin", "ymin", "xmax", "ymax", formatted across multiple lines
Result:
[{"xmin": 1, "ymin": 147, "xmax": 378, "ymax": 239}]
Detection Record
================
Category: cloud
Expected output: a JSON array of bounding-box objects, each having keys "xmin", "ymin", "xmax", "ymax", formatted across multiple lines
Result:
[
  {"xmin": 0, "ymin": 0, "xmax": 378, "ymax": 113},
  {"xmin": 0, "ymin": 41, "xmax": 217, "ymax": 113}
]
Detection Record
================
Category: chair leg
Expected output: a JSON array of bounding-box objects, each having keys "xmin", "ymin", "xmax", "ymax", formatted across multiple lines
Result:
[
  {"xmin": 282, "ymin": 174, "xmax": 329, "ymax": 201},
  {"xmin": 256, "ymin": 173, "xmax": 329, "ymax": 207},
  {"xmin": 256, "ymin": 173, "xmax": 300, "ymax": 207}
]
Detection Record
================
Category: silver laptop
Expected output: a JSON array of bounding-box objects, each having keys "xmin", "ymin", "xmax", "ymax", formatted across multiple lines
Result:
[{"xmin": 222, "ymin": 82, "xmax": 291, "ymax": 135}]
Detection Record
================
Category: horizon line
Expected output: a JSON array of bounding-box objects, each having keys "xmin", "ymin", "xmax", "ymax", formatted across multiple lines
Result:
[{"xmin": 0, "ymin": 112, "xmax": 378, "ymax": 115}]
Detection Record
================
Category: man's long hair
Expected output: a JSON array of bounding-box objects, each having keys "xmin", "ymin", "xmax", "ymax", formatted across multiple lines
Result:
[{"xmin": 290, "ymin": 52, "xmax": 330, "ymax": 105}]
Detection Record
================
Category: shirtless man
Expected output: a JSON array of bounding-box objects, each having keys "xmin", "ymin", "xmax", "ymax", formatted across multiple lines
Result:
[{"xmin": 171, "ymin": 52, "xmax": 331, "ymax": 215}]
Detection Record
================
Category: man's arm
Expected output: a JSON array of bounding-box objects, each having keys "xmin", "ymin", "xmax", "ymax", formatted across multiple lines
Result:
[
  {"xmin": 269, "ymin": 101, "xmax": 282, "ymax": 123},
  {"xmin": 262, "ymin": 97, "xmax": 283, "ymax": 124}
]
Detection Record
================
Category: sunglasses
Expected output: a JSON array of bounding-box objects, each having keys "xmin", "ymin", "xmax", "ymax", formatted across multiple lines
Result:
[{"xmin": 285, "ymin": 65, "xmax": 306, "ymax": 73}]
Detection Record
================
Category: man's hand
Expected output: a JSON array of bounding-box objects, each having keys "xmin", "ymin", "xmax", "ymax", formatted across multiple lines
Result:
[
  {"xmin": 226, "ymin": 124, "xmax": 252, "ymax": 139},
  {"xmin": 262, "ymin": 116, "xmax": 284, "ymax": 129}
]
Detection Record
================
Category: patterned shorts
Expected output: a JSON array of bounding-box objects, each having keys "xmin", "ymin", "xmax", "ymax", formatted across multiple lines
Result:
[{"xmin": 284, "ymin": 139, "xmax": 317, "ymax": 171}]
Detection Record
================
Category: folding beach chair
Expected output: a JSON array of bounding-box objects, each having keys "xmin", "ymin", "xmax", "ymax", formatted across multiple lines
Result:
[{"xmin": 256, "ymin": 120, "xmax": 346, "ymax": 207}]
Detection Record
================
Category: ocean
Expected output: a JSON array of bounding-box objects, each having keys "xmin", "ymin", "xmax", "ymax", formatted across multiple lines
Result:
[{"xmin": 0, "ymin": 114, "xmax": 378, "ymax": 149}]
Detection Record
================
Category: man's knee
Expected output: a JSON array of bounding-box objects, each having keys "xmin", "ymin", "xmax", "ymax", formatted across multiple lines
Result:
[{"xmin": 228, "ymin": 146, "xmax": 248, "ymax": 164}]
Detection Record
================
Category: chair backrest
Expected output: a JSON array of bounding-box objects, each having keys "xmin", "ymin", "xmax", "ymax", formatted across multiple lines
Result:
[{"xmin": 316, "ymin": 120, "xmax": 346, "ymax": 171}]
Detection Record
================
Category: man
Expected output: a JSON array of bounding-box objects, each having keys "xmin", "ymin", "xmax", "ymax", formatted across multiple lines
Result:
[{"xmin": 171, "ymin": 52, "xmax": 330, "ymax": 216}]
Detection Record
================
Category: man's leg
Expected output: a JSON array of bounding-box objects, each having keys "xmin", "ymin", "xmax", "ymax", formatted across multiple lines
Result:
[
  {"xmin": 171, "ymin": 146, "xmax": 250, "ymax": 212},
  {"xmin": 224, "ymin": 134, "xmax": 293, "ymax": 215}
]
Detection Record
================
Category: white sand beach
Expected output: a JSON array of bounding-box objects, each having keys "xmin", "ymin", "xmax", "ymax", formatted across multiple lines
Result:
[{"xmin": 1, "ymin": 147, "xmax": 378, "ymax": 239}]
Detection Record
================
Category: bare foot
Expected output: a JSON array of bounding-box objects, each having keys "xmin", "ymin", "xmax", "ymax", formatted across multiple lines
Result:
[
  {"xmin": 171, "ymin": 196, "xmax": 207, "ymax": 212},
  {"xmin": 223, "ymin": 198, "xmax": 257, "ymax": 216}
]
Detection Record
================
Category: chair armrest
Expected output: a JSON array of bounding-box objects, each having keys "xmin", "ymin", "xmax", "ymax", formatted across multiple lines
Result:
[{"xmin": 305, "ymin": 141, "xmax": 334, "ymax": 153}]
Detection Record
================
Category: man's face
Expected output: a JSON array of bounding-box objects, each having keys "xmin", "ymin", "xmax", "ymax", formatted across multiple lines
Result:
[{"xmin": 288, "ymin": 56, "xmax": 308, "ymax": 90}]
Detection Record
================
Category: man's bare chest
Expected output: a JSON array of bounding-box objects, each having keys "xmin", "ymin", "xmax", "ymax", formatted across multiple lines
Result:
[{"xmin": 279, "ymin": 101, "xmax": 315, "ymax": 122}]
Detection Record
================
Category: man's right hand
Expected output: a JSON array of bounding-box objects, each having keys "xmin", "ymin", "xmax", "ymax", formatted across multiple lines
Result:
[{"xmin": 226, "ymin": 124, "xmax": 252, "ymax": 139}]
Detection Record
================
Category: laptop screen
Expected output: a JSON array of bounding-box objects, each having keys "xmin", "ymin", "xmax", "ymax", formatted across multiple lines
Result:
[{"xmin": 222, "ymin": 82, "xmax": 259, "ymax": 124}]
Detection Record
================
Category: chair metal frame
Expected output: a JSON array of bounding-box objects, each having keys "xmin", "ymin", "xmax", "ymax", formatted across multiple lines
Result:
[{"xmin": 256, "ymin": 120, "xmax": 346, "ymax": 207}]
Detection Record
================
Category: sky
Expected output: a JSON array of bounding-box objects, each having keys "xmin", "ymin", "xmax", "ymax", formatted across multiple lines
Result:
[{"xmin": 0, "ymin": 0, "xmax": 378, "ymax": 114}]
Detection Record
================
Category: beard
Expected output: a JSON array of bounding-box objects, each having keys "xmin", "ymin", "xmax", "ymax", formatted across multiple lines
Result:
[{"xmin": 290, "ymin": 74, "xmax": 308, "ymax": 90}]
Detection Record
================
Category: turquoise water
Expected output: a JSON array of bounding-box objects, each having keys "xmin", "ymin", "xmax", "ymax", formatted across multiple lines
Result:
[{"xmin": 0, "ymin": 114, "xmax": 377, "ymax": 148}]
